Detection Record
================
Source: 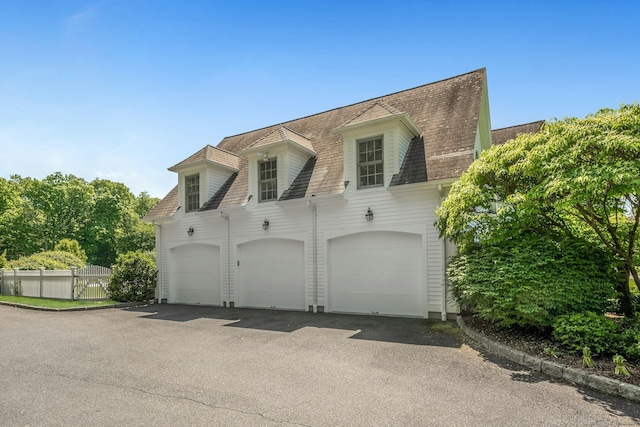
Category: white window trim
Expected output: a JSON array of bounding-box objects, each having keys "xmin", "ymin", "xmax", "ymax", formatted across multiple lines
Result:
[
  {"xmin": 357, "ymin": 135, "xmax": 384, "ymax": 189},
  {"xmin": 185, "ymin": 173, "xmax": 200, "ymax": 212},
  {"xmin": 258, "ymin": 158, "xmax": 278, "ymax": 202}
]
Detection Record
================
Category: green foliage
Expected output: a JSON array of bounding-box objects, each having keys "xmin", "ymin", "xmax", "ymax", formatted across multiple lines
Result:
[
  {"xmin": 552, "ymin": 312, "xmax": 622, "ymax": 355},
  {"xmin": 448, "ymin": 232, "xmax": 617, "ymax": 328},
  {"xmin": 7, "ymin": 251, "xmax": 86, "ymax": 270},
  {"xmin": 437, "ymin": 104, "xmax": 640, "ymax": 316},
  {"xmin": 0, "ymin": 250, "xmax": 6, "ymax": 268},
  {"xmin": 54, "ymin": 238, "xmax": 88, "ymax": 265},
  {"xmin": 0, "ymin": 173, "xmax": 158, "ymax": 267},
  {"xmin": 107, "ymin": 251, "xmax": 157, "ymax": 302}
]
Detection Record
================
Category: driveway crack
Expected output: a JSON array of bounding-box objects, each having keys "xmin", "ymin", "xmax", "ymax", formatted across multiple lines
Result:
[{"xmin": 11, "ymin": 368, "xmax": 312, "ymax": 427}]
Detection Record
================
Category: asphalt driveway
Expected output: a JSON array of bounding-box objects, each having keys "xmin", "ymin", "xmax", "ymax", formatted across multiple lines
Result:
[{"xmin": 1, "ymin": 304, "xmax": 639, "ymax": 426}]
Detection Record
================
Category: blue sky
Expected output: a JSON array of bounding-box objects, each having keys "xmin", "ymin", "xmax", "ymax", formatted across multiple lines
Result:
[{"xmin": 1, "ymin": 1, "xmax": 638, "ymax": 198}]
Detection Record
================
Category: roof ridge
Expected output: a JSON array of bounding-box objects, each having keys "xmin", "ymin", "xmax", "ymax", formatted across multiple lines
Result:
[
  {"xmin": 205, "ymin": 144, "xmax": 239, "ymax": 156},
  {"xmin": 492, "ymin": 120, "xmax": 545, "ymax": 132},
  {"xmin": 218, "ymin": 68, "xmax": 486, "ymax": 143}
]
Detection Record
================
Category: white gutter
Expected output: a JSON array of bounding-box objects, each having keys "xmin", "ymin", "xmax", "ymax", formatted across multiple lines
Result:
[
  {"xmin": 219, "ymin": 211, "xmax": 231, "ymax": 306},
  {"xmin": 438, "ymin": 184, "xmax": 448, "ymax": 321},
  {"xmin": 307, "ymin": 200, "xmax": 318, "ymax": 312},
  {"xmin": 275, "ymin": 193, "xmax": 345, "ymax": 208}
]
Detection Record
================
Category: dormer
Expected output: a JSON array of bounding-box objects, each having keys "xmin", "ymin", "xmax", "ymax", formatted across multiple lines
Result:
[
  {"xmin": 240, "ymin": 126, "xmax": 316, "ymax": 203},
  {"xmin": 333, "ymin": 101, "xmax": 421, "ymax": 191},
  {"xmin": 168, "ymin": 145, "xmax": 240, "ymax": 213}
]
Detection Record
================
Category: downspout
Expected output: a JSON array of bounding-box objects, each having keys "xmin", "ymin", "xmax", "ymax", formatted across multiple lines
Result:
[
  {"xmin": 307, "ymin": 200, "xmax": 318, "ymax": 312},
  {"xmin": 220, "ymin": 212, "xmax": 231, "ymax": 307},
  {"xmin": 438, "ymin": 184, "xmax": 448, "ymax": 321},
  {"xmin": 153, "ymin": 222, "xmax": 162, "ymax": 303}
]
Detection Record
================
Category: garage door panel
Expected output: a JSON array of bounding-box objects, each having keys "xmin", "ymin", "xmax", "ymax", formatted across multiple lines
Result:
[
  {"xmin": 171, "ymin": 244, "xmax": 221, "ymax": 306},
  {"xmin": 239, "ymin": 239, "xmax": 305, "ymax": 310},
  {"xmin": 330, "ymin": 232, "xmax": 423, "ymax": 316}
]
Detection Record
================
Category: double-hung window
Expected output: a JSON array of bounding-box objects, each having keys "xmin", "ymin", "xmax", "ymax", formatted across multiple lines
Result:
[
  {"xmin": 185, "ymin": 174, "xmax": 200, "ymax": 212},
  {"xmin": 357, "ymin": 136, "xmax": 384, "ymax": 188},
  {"xmin": 258, "ymin": 158, "xmax": 278, "ymax": 202}
]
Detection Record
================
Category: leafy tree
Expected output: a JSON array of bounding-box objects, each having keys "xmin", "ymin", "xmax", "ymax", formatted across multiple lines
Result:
[
  {"xmin": 54, "ymin": 238, "xmax": 88, "ymax": 265},
  {"xmin": 79, "ymin": 179, "xmax": 134, "ymax": 266},
  {"xmin": 11, "ymin": 173, "xmax": 95, "ymax": 252},
  {"xmin": 107, "ymin": 251, "xmax": 157, "ymax": 302},
  {"xmin": 134, "ymin": 191, "xmax": 160, "ymax": 218},
  {"xmin": 437, "ymin": 103, "xmax": 640, "ymax": 316},
  {"xmin": 0, "ymin": 173, "xmax": 157, "ymax": 268}
]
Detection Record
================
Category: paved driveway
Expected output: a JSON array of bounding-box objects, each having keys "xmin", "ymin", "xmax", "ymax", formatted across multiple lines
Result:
[{"xmin": 1, "ymin": 304, "xmax": 639, "ymax": 426}]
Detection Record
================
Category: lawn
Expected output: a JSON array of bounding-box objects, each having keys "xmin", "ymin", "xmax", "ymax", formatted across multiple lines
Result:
[{"xmin": 0, "ymin": 295, "xmax": 120, "ymax": 309}]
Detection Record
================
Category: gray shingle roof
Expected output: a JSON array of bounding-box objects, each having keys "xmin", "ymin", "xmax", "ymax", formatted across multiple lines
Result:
[
  {"xmin": 492, "ymin": 121, "xmax": 545, "ymax": 145},
  {"xmin": 147, "ymin": 68, "xmax": 489, "ymax": 218},
  {"xmin": 242, "ymin": 125, "xmax": 316, "ymax": 155},
  {"xmin": 143, "ymin": 185, "xmax": 179, "ymax": 221},
  {"xmin": 389, "ymin": 137, "xmax": 427, "ymax": 186},
  {"xmin": 169, "ymin": 144, "xmax": 240, "ymax": 172}
]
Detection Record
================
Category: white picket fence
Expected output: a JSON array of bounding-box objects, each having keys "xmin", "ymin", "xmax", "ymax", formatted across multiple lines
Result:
[{"xmin": 0, "ymin": 266, "xmax": 111, "ymax": 300}]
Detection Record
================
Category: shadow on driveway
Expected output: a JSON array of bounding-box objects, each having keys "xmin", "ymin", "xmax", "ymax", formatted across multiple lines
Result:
[{"xmin": 125, "ymin": 304, "xmax": 463, "ymax": 348}]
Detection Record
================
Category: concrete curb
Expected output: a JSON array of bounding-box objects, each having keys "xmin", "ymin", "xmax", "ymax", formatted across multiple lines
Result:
[
  {"xmin": 457, "ymin": 315, "xmax": 640, "ymax": 403},
  {"xmin": 0, "ymin": 300, "xmax": 151, "ymax": 312}
]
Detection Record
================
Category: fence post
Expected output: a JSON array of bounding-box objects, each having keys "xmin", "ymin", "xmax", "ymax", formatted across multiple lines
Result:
[
  {"xmin": 39, "ymin": 267, "xmax": 45, "ymax": 298},
  {"xmin": 71, "ymin": 267, "xmax": 76, "ymax": 300},
  {"xmin": 0, "ymin": 268, "xmax": 4, "ymax": 294},
  {"xmin": 13, "ymin": 268, "xmax": 18, "ymax": 296}
]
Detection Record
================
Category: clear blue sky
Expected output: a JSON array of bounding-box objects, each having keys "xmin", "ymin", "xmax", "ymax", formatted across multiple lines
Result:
[{"xmin": 1, "ymin": 0, "xmax": 638, "ymax": 198}]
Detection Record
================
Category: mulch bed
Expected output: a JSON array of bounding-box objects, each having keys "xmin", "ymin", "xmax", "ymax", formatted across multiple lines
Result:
[{"xmin": 463, "ymin": 314, "xmax": 640, "ymax": 387}]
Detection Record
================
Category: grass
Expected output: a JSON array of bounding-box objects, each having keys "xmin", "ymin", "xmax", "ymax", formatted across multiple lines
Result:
[
  {"xmin": 0, "ymin": 295, "xmax": 120, "ymax": 309},
  {"xmin": 424, "ymin": 319, "xmax": 465, "ymax": 339}
]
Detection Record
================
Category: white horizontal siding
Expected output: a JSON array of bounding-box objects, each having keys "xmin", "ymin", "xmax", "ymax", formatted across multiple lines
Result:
[{"xmin": 155, "ymin": 184, "xmax": 449, "ymax": 317}]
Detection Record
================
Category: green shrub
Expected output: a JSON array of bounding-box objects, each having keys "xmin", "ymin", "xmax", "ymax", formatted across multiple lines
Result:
[
  {"xmin": 619, "ymin": 314, "xmax": 640, "ymax": 362},
  {"xmin": 552, "ymin": 312, "xmax": 622, "ymax": 355},
  {"xmin": 7, "ymin": 251, "xmax": 85, "ymax": 270},
  {"xmin": 0, "ymin": 250, "xmax": 7, "ymax": 268},
  {"xmin": 448, "ymin": 232, "xmax": 618, "ymax": 329},
  {"xmin": 107, "ymin": 251, "xmax": 157, "ymax": 302},
  {"xmin": 54, "ymin": 239, "xmax": 88, "ymax": 265}
]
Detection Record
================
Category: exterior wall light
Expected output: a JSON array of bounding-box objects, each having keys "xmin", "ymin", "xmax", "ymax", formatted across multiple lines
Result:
[
  {"xmin": 365, "ymin": 207, "xmax": 374, "ymax": 221},
  {"xmin": 187, "ymin": 227, "xmax": 194, "ymax": 236},
  {"xmin": 262, "ymin": 219, "xmax": 270, "ymax": 230}
]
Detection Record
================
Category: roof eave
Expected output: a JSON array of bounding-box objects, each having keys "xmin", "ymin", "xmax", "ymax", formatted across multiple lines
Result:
[
  {"xmin": 168, "ymin": 159, "xmax": 239, "ymax": 173},
  {"xmin": 332, "ymin": 113, "xmax": 421, "ymax": 137},
  {"xmin": 239, "ymin": 139, "xmax": 316, "ymax": 157}
]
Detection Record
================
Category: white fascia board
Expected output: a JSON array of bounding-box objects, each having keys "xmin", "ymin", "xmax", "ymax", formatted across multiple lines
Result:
[
  {"xmin": 387, "ymin": 178, "xmax": 458, "ymax": 195},
  {"xmin": 275, "ymin": 193, "xmax": 346, "ymax": 208},
  {"xmin": 196, "ymin": 205, "xmax": 248, "ymax": 217},
  {"xmin": 145, "ymin": 215, "xmax": 177, "ymax": 224}
]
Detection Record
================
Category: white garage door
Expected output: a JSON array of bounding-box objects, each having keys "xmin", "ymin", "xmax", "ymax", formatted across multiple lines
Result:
[
  {"xmin": 329, "ymin": 232, "xmax": 424, "ymax": 317},
  {"xmin": 238, "ymin": 238, "xmax": 305, "ymax": 310},
  {"xmin": 170, "ymin": 244, "xmax": 221, "ymax": 305}
]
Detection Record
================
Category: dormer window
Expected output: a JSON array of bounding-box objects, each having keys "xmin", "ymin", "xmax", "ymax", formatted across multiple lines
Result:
[
  {"xmin": 258, "ymin": 158, "xmax": 278, "ymax": 202},
  {"xmin": 358, "ymin": 136, "xmax": 384, "ymax": 188},
  {"xmin": 333, "ymin": 101, "xmax": 422, "ymax": 192},
  {"xmin": 185, "ymin": 174, "xmax": 200, "ymax": 212}
]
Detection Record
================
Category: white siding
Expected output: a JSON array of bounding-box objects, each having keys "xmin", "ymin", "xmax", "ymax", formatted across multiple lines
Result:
[
  {"xmin": 288, "ymin": 150, "xmax": 309, "ymax": 187},
  {"xmin": 206, "ymin": 168, "xmax": 233, "ymax": 201},
  {"xmin": 156, "ymin": 181, "xmax": 450, "ymax": 317},
  {"xmin": 397, "ymin": 130, "xmax": 411, "ymax": 174}
]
